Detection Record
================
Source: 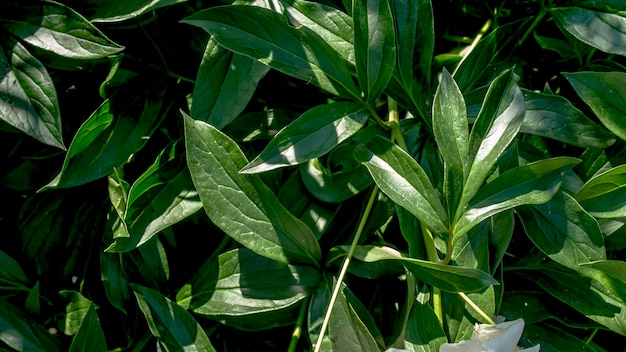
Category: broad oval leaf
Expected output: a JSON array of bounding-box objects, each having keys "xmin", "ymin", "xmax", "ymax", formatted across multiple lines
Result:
[
  {"xmin": 241, "ymin": 102, "xmax": 369, "ymax": 173},
  {"xmin": 518, "ymin": 191, "xmax": 606, "ymax": 270},
  {"xmin": 576, "ymin": 164, "xmax": 626, "ymax": 218},
  {"xmin": 455, "ymin": 157, "xmax": 580, "ymax": 238},
  {"xmin": 552, "ymin": 7, "xmax": 626, "ymax": 56},
  {"xmin": 183, "ymin": 5, "xmax": 360, "ymax": 100},
  {"xmin": 564, "ymin": 71, "xmax": 626, "ymax": 142},
  {"xmin": 176, "ymin": 248, "xmax": 321, "ymax": 330},
  {"xmin": 132, "ymin": 284, "xmax": 217, "ymax": 352},
  {"xmin": 41, "ymin": 84, "xmax": 171, "ymax": 190},
  {"xmin": 0, "ymin": 39, "xmax": 64, "ymax": 149},
  {"xmin": 280, "ymin": 0, "xmax": 354, "ymax": 63},
  {"xmin": 184, "ymin": 114, "xmax": 322, "ymax": 266},
  {"xmin": 353, "ymin": 0, "xmax": 396, "ymax": 102},
  {"xmin": 354, "ymin": 136, "xmax": 449, "ymax": 235},
  {"xmin": 106, "ymin": 140, "xmax": 202, "ymax": 252},
  {"xmin": 345, "ymin": 245, "xmax": 499, "ymax": 292},
  {"xmin": 5, "ymin": 1, "xmax": 124, "ymax": 60},
  {"xmin": 191, "ymin": 38, "xmax": 270, "ymax": 129},
  {"xmin": 460, "ymin": 69, "xmax": 525, "ymax": 213}
]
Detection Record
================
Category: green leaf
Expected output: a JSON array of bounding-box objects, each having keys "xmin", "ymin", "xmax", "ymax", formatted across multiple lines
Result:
[
  {"xmin": 0, "ymin": 297, "xmax": 61, "ymax": 352},
  {"xmin": 523, "ymin": 324, "xmax": 604, "ymax": 352},
  {"xmin": 576, "ymin": 164, "xmax": 626, "ymax": 218},
  {"xmin": 68, "ymin": 304, "xmax": 107, "ymax": 352},
  {"xmin": 176, "ymin": 248, "xmax": 320, "ymax": 330},
  {"xmin": 580, "ymin": 260, "xmax": 626, "ymax": 304},
  {"xmin": 106, "ymin": 140, "xmax": 202, "ymax": 252},
  {"xmin": 4, "ymin": 1, "xmax": 124, "ymax": 60},
  {"xmin": 90, "ymin": 0, "xmax": 188, "ymax": 22},
  {"xmin": 280, "ymin": 0, "xmax": 354, "ymax": 63},
  {"xmin": 183, "ymin": 5, "xmax": 360, "ymax": 99},
  {"xmin": 460, "ymin": 69, "xmax": 525, "ymax": 212},
  {"xmin": 184, "ymin": 114, "xmax": 322, "ymax": 266},
  {"xmin": 100, "ymin": 251, "xmax": 131, "ymax": 314},
  {"xmin": 403, "ymin": 287, "xmax": 447, "ymax": 351},
  {"xmin": 63, "ymin": 290, "xmax": 92, "ymax": 336},
  {"xmin": 354, "ymin": 136, "xmax": 449, "ymax": 235},
  {"xmin": 522, "ymin": 89, "xmax": 616, "ymax": 148},
  {"xmin": 308, "ymin": 276, "xmax": 382, "ymax": 352},
  {"xmin": 0, "ymin": 39, "xmax": 64, "ymax": 149},
  {"xmin": 190, "ymin": 38, "xmax": 270, "ymax": 129},
  {"xmin": 532, "ymin": 265, "xmax": 626, "ymax": 336},
  {"xmin": 564, "ymin": 71, "xmax": 626, "ymax": 142},
  {"xmin": 353, "ymin": 0, "xmax": 396, "ymax": 102},
  {"xmin": 552, "ymin": 7, "xmax": 626, "ymax": 56},
  {"xmin": 433, "ymin": 68, "xmax": 469, "ymax": 217},
  {"xmin": 0, "ymin": 249, "xmax": 29, "ymax": 289},
  {"xmin": 518, "ymin": 191, "xmax": 606, "ymax": 270},
  {"xmin": 41, "ymin": 84, "xmax": 171, "ymax": 190},
  {"xmin": 132, "ymin": 284, "xmax": 216, "ymax": 352},
  {"xmin": 455, "ymin": 157, "xmax": 580, "ymax": 239},
  {"xmin": 453, "ymin": 29, "xmax": 497, "ymax": 92},
  {"xmin": 242, "ymin": 102, "xmax": 369, "ymax": 173},
  {"xmin": 300, "ymin": 144, "xmax": 373, "ymax": 203},
  {"xmin": 347, "ymin": 245, "xmax": 498, "ymax": 292}
]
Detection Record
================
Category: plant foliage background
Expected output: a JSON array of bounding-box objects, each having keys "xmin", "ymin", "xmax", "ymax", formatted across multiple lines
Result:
[{"xmin": 1, "ymin": 0, "xmax": 626, "ymax": 351}]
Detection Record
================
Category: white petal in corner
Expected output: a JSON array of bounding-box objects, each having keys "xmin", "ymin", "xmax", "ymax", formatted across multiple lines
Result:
[{"xmin": 438, "ymin": 318, "xmax": 540, "ymax": 352}]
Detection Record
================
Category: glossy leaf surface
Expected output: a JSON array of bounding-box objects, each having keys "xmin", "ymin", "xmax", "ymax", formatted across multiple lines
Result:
[
  {"xmin": 185, "ymin": 114, "xmax": 322, "ymax": 266},
  {"xmin": 576, "ymin": 164, "xmax": 626, "ymax": 218},
  {"xmin": 90, "ymin": 0, "xmax": 188, "ymax": 22}
]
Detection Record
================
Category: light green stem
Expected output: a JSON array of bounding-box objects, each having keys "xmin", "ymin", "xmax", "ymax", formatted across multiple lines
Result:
[
  {"xmin": 287, "ymin": 296, "xmax": 309, "ymax": 352},
  {"xmin": 313, "ymin": 186, "xmax": 379, "ymax": 352},
  {"xmin": 458, "ymin": 291, "xmax": 495, "ymax": 324}
]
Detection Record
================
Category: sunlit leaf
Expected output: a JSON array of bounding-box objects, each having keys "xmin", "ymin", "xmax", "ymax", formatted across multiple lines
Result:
[
  {"xmin": 576, "ymin": 164, "xmax": 626, "ymax": 218},
  {"xmin": 67, "ymin": 304, "xmax": 107, "ymax": 352},
  {"xmin": 184, "ymin": 114, "xmax": 322, "ymax": 266},
  {"xmin": 90, "ymin": 0, "xmax": 188, "ymax": 22},
  {"xmin": 183, "ymin": 5, "xmax": 361, "ymax": 99},
  {"xmin": 242, "ymin": 102, "xmax": 368, "ymax": 173}
]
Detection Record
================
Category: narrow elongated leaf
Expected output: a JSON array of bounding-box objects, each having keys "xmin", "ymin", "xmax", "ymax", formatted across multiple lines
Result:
[
  {"xmin": 433, "ymin": 68, "xmax": 469, "ymax": 217},
  {"xmin": 100, "ymin": 251, "xmax": 131, "ymax": 314},
  {"xmin": 564, "ymin": 71, "xmax": 626, "ymax": 141},
  {"xmin": 0, "ymin": 297, "xmax": 61, "ymax": 352},
  {"xmin": 354, "ymin": 136, "xmax": 449, "ymax": 235},
  {"xmin": 67, "ymin": 304, "xmax": 106, "ymax": 352},
  {"xmin": 460, "ymin": 70, "xmax": 525, "ymax": 212},
  {"xmin": 403, "ymin": 287, "xmax": 447, "ymax": 351},
  {"xmin": 242, "ymin": 102, "xmax": 368, "ymax": 173},
  {"xmin": 576, "ymin": 164, "xmax": 626, "ymax": 217},
  {"xmin": 346, "ymin": 245, "xmax": 498, "ymax": 292},
  {"xmin": 41, "ymin": 85, "xmax": 171, "ymax": 190},
  {"xmin": 176, "ymin": 248, "xmax": 320, "ymax": 330},
  {"xmin": 453, "ymin": 30, "xmax": 497, "ymax": 92},
  {"xmin": 308, "ymin": 276, "xmax": 382, "ymax": 352},
  {"xmin": 5, "ymin": 1, "xmax": 123, "ymax": 59},
  {"xmin": 106, "ymin": 140, "xmax": 202, "ymax": 252},
  {"xmin": 521, "ymin": 89, "xmax": 616, "ymax": 148},
  {"xmin": 183, "ymin": 5, "xmax": 360, "ymax": 99},
  {"xmin": 455, "ymin": 157, "xmax": 579, "ymax": 238},
  {"xmin": 0, "ymin": 40, "xmax": 64, "ymax": 149},
  {"xmin": 353, "ymin": 0, "xmax": 396, "ymax": 102},
  {"xmin": 394, "ymin": 0, "xmax": 428, "ymax": 90},
  {"xmin": 191, "ymin": 38, "xmax": 270, "ymax": 129},
  {"xmin": 90, "ymin": 0, "xmax": 188, "ymax": 22},
  {"xmin": 184, "ymin": 114, "xmax": 321, "ymax": 266},
  {"xmin": 0, "ymin": 249, "xmax": 29, "ymax": 289},
  {"xmin": 280, "ymin": 0, "xmax": 354, "ymax": 63},
  {"xmin": 552, "ymin": 7, "xmax": 626, "ymax": 56},
  {"xmin": 133, "ymin": 284, "xmax": 216, "ymax": 352},
  {"xmin": 519, "ymin": 191, "xmax": 606, "ymax": 270}
]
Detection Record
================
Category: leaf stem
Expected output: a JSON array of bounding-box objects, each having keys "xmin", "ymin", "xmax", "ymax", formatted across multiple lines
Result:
[
  {"xmin": 585, "ymin": 327, "xmax": 599, "ymax": 344},
  {"xmin": 387, "ymin": 97, "xmax": 409, "ymax": 152},
  {"xmin": 313, "ymin": 186, "xmax": 379, "ymax": 352},
  {"xmin": 433, "ymin": 287, "xmax": 444, "ymax": 328},
  {"xmin": 458, "ymin": 291, "xmax": 495, "ymax": 324},
  {"xmin": 459, "ymin": 19, "xmax": 492, "ymax": 63},
  {"xmin": 288, "ymin": 296, "xmax": 310, "ymax": 352},
  {"xmin": 517, "ymin": 7, "xmax": 549, "ymax": 48}
]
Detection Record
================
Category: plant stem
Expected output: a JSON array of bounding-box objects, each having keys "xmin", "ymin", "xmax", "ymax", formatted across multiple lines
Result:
[
  {"xmin": 288, "ymin": 296, "xmax": 310, "ymax": 352},
  {"xmin": 458, "ymin": 291, "xmax": 495, "ymax": 324},
  {"xmin": 433, "ymin": 287, "xmax": 444, "ymax": 328},
  {"xmin": 313, "ymin": 186, "xmax": 379, "ymax": 352},
  {"xmin": 517, "ymin": 7, "xmax": 549, "ymax": 48},
  {"xmin": 585, "ymin": 327, "xmax": 599, "ymax": 344}
]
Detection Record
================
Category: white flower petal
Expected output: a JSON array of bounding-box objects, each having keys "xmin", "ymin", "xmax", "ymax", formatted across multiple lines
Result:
[
  {"xmin": 480, "ymin": 318, "xmax": 525, "ymax": 352},
  {"xmin": 519, "ymin": 344, "xmax": 541, "ymax": 352},
  {"xmin": 439, "ymin": 339, "xmax": 483, "ymax": 352}
]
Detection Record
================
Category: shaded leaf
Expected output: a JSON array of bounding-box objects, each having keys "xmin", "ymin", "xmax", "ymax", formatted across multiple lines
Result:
[
  {"xmin": 41, "ymin": 84, "xmax": 171, "ymax": 190},
  {"xmin": 191, "ymin": 38, "xmax": 270, "ymax": 129},
  {"xmin": 90, "ymin": 0, "xmax": 188, "ymax": 22},
  {"xmin": 176, "ymin": 248, "xmax": 320, "ymax": 330},
  {"xmin": 353, "ymin": 0, "xmax": 396, "ymax": 102},
  {"xmin": 576, "ymin": 164, "xmax": 626, "ymax": 218},
  {"xmin": 403, "ymin": 287, "xmax": 447, "ymax": 351},
  {"xmin": 580, "ymin": 260, "xmax": 626, "ymax": 304},
  {"xmin": 455, "ymin": 157, "xmax": 579, "ymax": 238},
  {"xmin": 184, "ymin": 114, "xmax": 322, "ymax": 266},
  {"xmin": 68, "ymin": 304, "xmax": 107, "ymax": 352},
  {"xmin": 183, "ymin": 5, "xmax": 360, "ymax": 99},
  {"xmin": 0, "ymin": 297, "xmax": 61, "ymax": 352},
  {"xmin": 0, "ymin": 39, "xmax": 64, "ymax": 149},
  {"xmin": 564, "ymin": 71, "xmax": 626, "ymax": 142},
  {"xmin": 354, "ymin": 136, "xmax": 449, "ymax": 235},
  {"xmin": 242, "ymin": 102, "xmax": 368, "ymax": 173},
  {"xmin": 133, "ymin": 284, "xmax": 216, "ymax": 352},
  {"xmin": 0, "ymin": 249, "xmax": 29, "ymax": 289},
  {"xmin": 453, "ymin": 29, "xmax": 497, "ymax": 92}
]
